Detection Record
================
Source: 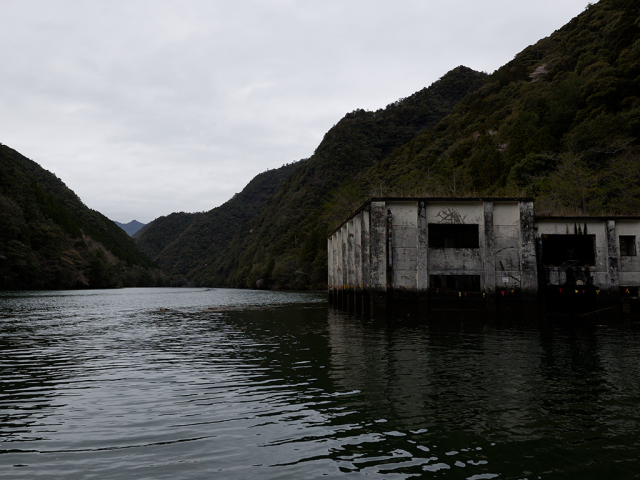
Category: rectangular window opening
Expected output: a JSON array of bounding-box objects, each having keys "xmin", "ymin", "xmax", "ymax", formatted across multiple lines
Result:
[
  {"xmin": 428, "ymin": 224, "xmax": 479, "ymax": 249},
  {"xmin": 620, "ymin": 235, "xmax": 636, "ymax": 256},
  {"xmin": 541, "ymin": 234, "xmax": 596, "ymax": 267},
  {"xmin": 430, "ymin": 275, "xmax": 481, "ymax": 292}
]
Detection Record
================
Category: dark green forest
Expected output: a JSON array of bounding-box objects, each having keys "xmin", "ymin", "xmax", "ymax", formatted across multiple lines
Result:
[
  {"xmin": 134, "ymin": 161, "xmax": 303, "ymax": 286},
  {"xmin": 363, "ymin": 0, "xmax": 640, "ymax": 215},
  {"xmin": 0, "ymin": 144, "xmax": 162, "ymax": 289}
]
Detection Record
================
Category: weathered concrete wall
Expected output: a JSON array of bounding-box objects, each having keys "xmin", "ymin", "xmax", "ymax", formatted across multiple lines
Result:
[
  {"xmin": 328, "ymin": 237, "xmax": 334, "ymax": 302},
  {"xmin": 329, "ymin": 198, "xmax": 640, "ymax": 318},
  {"xmin": 417, "ymin": 201, "xmax": 429, "ymax": 315},
  {"xmin": 535, "ymin": 219, "xmax": 608, "ymax": 289},
  {"xmin": 330, "ymin": 198, "xmax": 530, "ymax": 312},
  {"xmin": 361, "ymin": 209, "xmax": 370, "ymax": 288},
  {"xmin": 532, "ymin": 216, "xmax": 640, "ymax": 316},
  {"xmin": 493, "ymin": 202, "xmax": 520, "ymax": 290},
  {"xmin": 519, "ymin": 201, "xmax": 538, "ymax": 297},
  {"xmin": 606, "ymin": 220, "xmax": 620, "ymax": 296},
  {"xmin": 483, "ymin": 202, "xmax": 496, "ymax": 296},
  {"xmin": 354, "ymin": 214, "xmax": 362, "ymax": 287},
  {"xmin": 616, "ymin": 220, "xmax": 640, "ymax": 286},
  {"xmin": 424, "ymin": 202, "xmax": 484, "ymax": 225},
  {"xmin": 425, "ymin": 201, "xmax": 486, "ymax": 282},
  {"xmin": 369, "ymin": 201, "xmax": 388, "ymax": 314},
  {"xmin": 427, "ymin": 249, "xmax": 484, "ymax": 273},
  {"xmin": 387, "ymin": 201, "xmax": 418, "ymax": 291}
]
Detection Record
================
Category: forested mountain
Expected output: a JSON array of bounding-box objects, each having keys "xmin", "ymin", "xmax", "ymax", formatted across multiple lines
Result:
[
  {"xmin": 0, "ymin": 144, "xmax": 161, "ymax": 289},
  {"xmin": 360, "ymin": 0, "xmax": 640, "ymax": 216},
  {"xmin": 164, "ymin": 0, "xmax": 639, "ymax": 291},
  {"xmin": 148, "ymin": 66, "xmax": 487, "ymax": 289},
  {"xmin": 114, "ymin": 220, "xmax": 145, "ymax": 236},
  {"xmin": 134, "ymin": 161, "xmax": 303, "ymax": 286},
  {"xmin": 133, "ymin": 212, "xmax": 199, "ymax": 258}
]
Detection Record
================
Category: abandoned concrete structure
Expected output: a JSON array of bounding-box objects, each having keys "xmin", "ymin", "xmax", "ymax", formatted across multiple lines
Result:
[{"xmin": 327, "ymin": 198, "xmax": 640, "ymax": 319}]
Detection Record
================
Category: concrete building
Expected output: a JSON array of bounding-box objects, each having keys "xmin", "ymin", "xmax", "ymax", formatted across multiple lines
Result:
[
  {"xmin": 328, "ymin": 198, "xmax": 640, "ymax": 319},
  {"xmin": 536, "ymin": 216, "xmax": 640, "ymax": 316}
]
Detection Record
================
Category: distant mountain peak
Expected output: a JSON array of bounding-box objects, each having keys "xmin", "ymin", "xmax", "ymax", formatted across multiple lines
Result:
[{"xmin": 114, "ymin": 220, "xmax": 146, "ymax": 236}]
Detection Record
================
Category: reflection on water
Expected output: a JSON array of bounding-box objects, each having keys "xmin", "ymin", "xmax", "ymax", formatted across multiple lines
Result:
[{"xmin": 1, "ymin": 288, "xmax": 640, "ymax": 478}]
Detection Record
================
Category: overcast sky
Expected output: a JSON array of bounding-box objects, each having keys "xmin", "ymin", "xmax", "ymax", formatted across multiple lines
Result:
[{"xmin": 0, "ymin": 0, "xmax": 594, "ymax": 223}]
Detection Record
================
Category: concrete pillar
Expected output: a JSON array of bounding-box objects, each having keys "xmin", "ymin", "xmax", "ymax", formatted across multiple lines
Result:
[
  {"xmin": 336, "ymin": 229, "xmax": 343, "ymax": 309},
  {"xmin": 334, "ymin": 234, "xmax": 340, "ymax": 307},
  {"xmin": 361, "ymin": 209, "xmax": 371, "ymax": 316},
  {"xmin": 341, "ymin": 224, "xmax": 348, "ymax": 310},
  {"xmin": 369, "ymin": 201, "xmax": 387, "ymax": 317},
  {"xmin": 347, "ymin": 218, "xmax": 355, "ymax": 312},
  {"xmin": 386, "ymin": 208, "xmax": 393, "ymax": 292},
  {"xmin": 327, "ymin": 236, "xmax": 333, "ymax": 304},
  {"xmin": 417, "ymin": 200, "xmax": 429, "ymax": 317},
  {"xmin": 519, "ymin": 200, "xmax": 538, "ymax": 301},
  {"xmin": 483, "ymin": 201, "xmax": 496, "ymax": 317},
  {"xmin": 354, "ymin": 214, "xmax": 363, "ymax": 314},
  {"xmin": 606, "ymin": 220, "xmax": 620, "ymax": 311}
]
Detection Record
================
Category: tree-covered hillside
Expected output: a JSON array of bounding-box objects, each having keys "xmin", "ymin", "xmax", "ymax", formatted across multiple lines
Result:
[
  {"xmin": 0, "ymin": 144, "xmax": 161, "ymax": 289},
  {"xmin": 185, "ymin": 66, "xmax": 488, "ymax": 289},
  {"xmin": 129, "ymin": 0, "xmax": 639, "ymax": 292},
  {"xmin": 135, "ymin": 160, "xmax": 303, "ymax": 286},
  {"xmin": 191, "ymin": 0, "xmax": 639, "ymax": 291},
  {"xmin": 362, "ymin": 0, "xmax": 640, "ymax": 215},
  {"xmin": 133, "ymin": 212, "xmax": 199, "ymax": 259}
]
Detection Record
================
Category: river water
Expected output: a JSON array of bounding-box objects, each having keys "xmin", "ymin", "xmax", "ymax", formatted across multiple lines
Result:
[{"xmin": 1, "ymin": 288, "xmax": 640, "ymax": 479}]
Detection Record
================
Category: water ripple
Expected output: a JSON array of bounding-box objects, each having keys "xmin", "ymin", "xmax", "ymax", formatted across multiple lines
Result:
[{"xmin": 2, "ymin": 288, "xmax": 640, "ymax": 478}]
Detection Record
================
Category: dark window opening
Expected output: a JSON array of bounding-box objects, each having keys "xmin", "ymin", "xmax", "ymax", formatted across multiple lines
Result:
[
  {"xmin": 428, "ymin": 224, "xmax": 479, "ymax": 248},
  {"xmin": 620, "ymin": 236, "xmax": 636, "ymax": 256},
  {"xmin": 541, "ymin": 234, "xmax": 595, "ymax": 267},
  {"xmin": 430, "ymin": 275, "xmax": 481, "ymax": 292}
]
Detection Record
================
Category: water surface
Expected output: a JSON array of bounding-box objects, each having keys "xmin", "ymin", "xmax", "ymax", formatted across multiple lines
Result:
[{"xmin": 1, "ymin": 288, "xmax": 640, "ymax": 478}]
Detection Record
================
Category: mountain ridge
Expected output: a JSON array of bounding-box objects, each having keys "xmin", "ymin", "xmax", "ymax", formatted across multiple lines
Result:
[
  {"xmin": 138, "ymin": 65, "xmax": 488, "ymax": 289},
  {"xmin": 114, "ymin": 220, "xmax": 146, "ymax": 236},
  {"xmin": 146, "ymin": 0, "xmax": 640, "ymax": 291},
  {"xmin": 358, "ymin": 0, "xmax": 640, "ymax": 215},
  {"xmin": 7, "ymin": 0, "xmax": 637, "ymax": 292},
  {"xmin": 0, "ymin": 143, "xmax": 162, "ymax": 289},
  {"xmin": 135, "ymin": 161, "xmax": 304, "ymax": 286}
]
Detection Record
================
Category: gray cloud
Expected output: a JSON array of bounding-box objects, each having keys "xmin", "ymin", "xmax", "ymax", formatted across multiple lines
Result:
[{"xmin": 0, "ymin": 0, "xmax": 593, "ymax": 223}]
